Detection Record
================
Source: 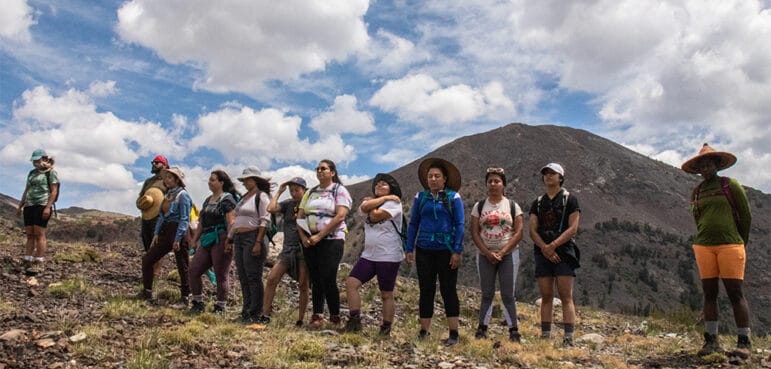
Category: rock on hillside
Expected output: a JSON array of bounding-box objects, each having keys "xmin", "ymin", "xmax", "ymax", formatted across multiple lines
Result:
[{"xmin": 343, "ymin": 123, "xmax": 771, "ymax": 334}]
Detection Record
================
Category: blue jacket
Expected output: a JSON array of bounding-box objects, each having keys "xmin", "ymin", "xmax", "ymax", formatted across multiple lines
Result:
[
  {"xmin": 154, "ymin": 187, "xmax": 192, "ymax": 242},
  {"xmin": 406, "ymin": 190, "xmax": 464, "ymax": 253}
]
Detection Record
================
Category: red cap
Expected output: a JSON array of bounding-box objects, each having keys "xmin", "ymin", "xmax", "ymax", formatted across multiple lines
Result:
[{"xmin": 152, "ymin": 155, "xmax": 169, "ymax": 167}]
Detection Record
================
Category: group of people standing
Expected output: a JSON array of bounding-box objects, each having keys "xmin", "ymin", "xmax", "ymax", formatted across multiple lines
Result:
[{"xmin": 18, "ymin": 141, "xmax": 752, "ymax": 359}]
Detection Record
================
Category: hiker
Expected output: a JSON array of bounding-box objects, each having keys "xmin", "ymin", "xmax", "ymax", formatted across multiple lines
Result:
[
  {"xmin": 470, "ymin": 167, "xmax": 523, "ymax": 342},
  {"xmin": 344, "ymin": 173, "xmax": 404, "ymax": 336},
  {"xmin": 297, "ymin": 159, "xmax": 352, "ymax": 329},
  {"xmin": 188, "ymin": 170, "xmax": 239, "ymax": 314},
  {"xmin": 681, "ymin": 143, "xmax": 753, "ymax": 359},
  {"xmin": 139, "ymin": 167, "xmax": 192, "ymax": 303},
  {"xmin": 259, "ymin": 177, "xmax": 310, "ymax": 326},
  {"xmin": 529, "ymin": 163, "xmax": 581, "ymax": 346},
  {"xmin": 16, "ymin": 149, "xmax": 59, "ymax": 275},
  {"xmin": 230, "ymin": 166, "xmax": 272, "ymax": 323},
  {"xmin": 405, "ymin": 158, "xmax": 465, "ymax": 346},
  {"xmin": 136, "ymin": 155, "xmax": 169, "ymax": 279}
]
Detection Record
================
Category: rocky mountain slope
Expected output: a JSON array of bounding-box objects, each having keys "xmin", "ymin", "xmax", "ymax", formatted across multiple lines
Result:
[{"xmin": 342, "ymin": 123, "xmax": 771, "ymax": 335}]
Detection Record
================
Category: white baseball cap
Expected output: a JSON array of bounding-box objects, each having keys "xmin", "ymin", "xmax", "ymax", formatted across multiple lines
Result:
[{"xmin": 540, "ymin": 163, "xmax": 565, "ymax": 176}]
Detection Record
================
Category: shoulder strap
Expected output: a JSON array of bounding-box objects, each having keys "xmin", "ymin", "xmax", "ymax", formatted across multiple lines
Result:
[
  {"xmin": 509, "ymin": 199, "xmax": 515, "ymax": 218},
  {"xmin": 558, "ymin": 190, "xmax": 570, "ymax": 233},
  {"xmin": 720, "ymin": 176, "xmax": 741, "ymax": 230},
  {"xmin": 476, "ymin": 198, "xmax": 486, "ymax": 218},
  {"xmin": 445, "ymin": 190, "xmax": 456, "ymax": 218},
  {"xmin": 417, "ymin": 190, "xmax": 430, "ymax": 214}
]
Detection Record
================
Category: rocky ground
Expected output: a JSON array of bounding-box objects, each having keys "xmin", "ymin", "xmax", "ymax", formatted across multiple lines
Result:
[{"xmin": 1, "ymin": 236, "xmax": 770, "ymax": 368}]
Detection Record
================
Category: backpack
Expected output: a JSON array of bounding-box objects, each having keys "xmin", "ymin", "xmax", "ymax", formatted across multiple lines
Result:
[
  {"xmin": 537, "ymin": 189, "xmax": 571, "ymax": 233},
  {"xmin": 389, "ymin": 213, "xmax": 408, "ymax": 251},
  {"xmin": 691, "ymin": 176, "xmax": 740, "ymax": 231},
  {"xmin": 536, "ymin": 189, "xmax": 580, "ymax": 268},
  {"xmin": 254, "ymin": 192, "xmax": 279, "ymax": 245}
]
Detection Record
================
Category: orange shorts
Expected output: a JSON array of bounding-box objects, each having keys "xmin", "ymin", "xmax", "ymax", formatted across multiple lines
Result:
[{"xmin": 692, "ymin": 244, "xmax": 745, "ymax": 280}]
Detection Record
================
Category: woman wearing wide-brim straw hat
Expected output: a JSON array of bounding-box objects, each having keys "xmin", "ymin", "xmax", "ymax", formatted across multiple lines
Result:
[
  {"xmin": 229, "ymin": 166, "xmax": 273, "ymax": 323},
  {"xmin": 405, "ymin": 157, "xmax": 465, "ymax": 346},
  {"xmin": 681, "ymin": 143, "xmax": 753, "ymax": 360},
  {"xmin": 139, "ymin": 166, "xmax": 193, "ymax": 303}
]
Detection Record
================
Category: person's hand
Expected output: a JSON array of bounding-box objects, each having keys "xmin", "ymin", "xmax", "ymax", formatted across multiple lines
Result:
[
  {"xmin": 224, "ymin": 242, "xmax": 232, "ymax": 254},
  {"xmin": 484, "ymin": 251, "xmax": 498, "ymax": 264},
  {"xmin": 308, "ymin": 234, "xmax": 322, "ymax": 246},
  {"xmin": 252, "ymin": 242, "xmax": 262, "ymax": 256},
  {"xmin": 450, "ymin": 253, "xmax": 461, "ymax": 269},
  {"xmin": 172, "ymin": 241, "xmax": 180, "ymax": 252},
  {"xmin": 42, "ymin": 206, "xmax": 51, "ymax": 220},
  {"xmin": 278, "ymin": 183, "xmax": 287, "ymax": 194},
  {"xmin": 150, "ymin": 235, "xmax": 159, "ymax": 248},
  {"xmin": 405, "ymin": 252, "xmax": 415, "ymax": 264},
  {"xmin": 387, "ymin": 195, "xmax": 401, "ymax": 203},
  {"xmin": 545, "ymin": 250, "xmax": 561, "ymax": 264}
]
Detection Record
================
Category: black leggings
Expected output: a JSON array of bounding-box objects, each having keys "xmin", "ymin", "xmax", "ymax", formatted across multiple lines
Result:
[
  {"xmin": 302, "ymin": 239, "xmax": 344, "ymax": 316},
  {"xmin": 416, "ymin": 247, "xmax": 459, "ymax": 318}
]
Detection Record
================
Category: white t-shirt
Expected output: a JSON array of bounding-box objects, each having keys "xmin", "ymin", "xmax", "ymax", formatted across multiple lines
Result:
[
  {"xmin": 358, "ymin": 199, "xmax": 404, "ymax": 262},
  {"xmin": 299, "ymin": 183, "xmax": 352, "ymax": 240},
  {"xmin": 471, "ymin": 197, "xmax": 522, "ymax": 252}
]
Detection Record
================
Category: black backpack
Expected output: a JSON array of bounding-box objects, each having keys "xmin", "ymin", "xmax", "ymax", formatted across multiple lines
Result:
[{"xmin": 254, "ymin": 192, "xmax": 279, "ymax": 245}]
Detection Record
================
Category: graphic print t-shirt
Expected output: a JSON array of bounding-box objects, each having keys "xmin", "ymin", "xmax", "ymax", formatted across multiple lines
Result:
[
  {"xmin": 299, "ymin": 183, "xmax": 352, "ymax": 240},
  {"xmin": 471, "ymin": 197, "xmax": 522, "ymax": 252}
]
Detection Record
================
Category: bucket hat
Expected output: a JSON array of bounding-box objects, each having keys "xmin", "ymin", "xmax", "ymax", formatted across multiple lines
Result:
[
  {"xmin": 237, "ymin": 166, "xmax": 271, "ymax": 182},
  {"xmin": 418, "ymin": 157, "xmax": 461, "ymax": 192},
  {"xmin": 162, "ymin": 166, "xmax": 186, "ymax": 187},
  {"xmin": 681, "ymin": 143, "xmax": 737, "ymax": 174}
]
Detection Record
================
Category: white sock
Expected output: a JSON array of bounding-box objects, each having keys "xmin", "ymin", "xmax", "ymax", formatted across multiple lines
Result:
[{"xmin": 35, "ymin": 257, "xmax": 45, "ymax": 263}]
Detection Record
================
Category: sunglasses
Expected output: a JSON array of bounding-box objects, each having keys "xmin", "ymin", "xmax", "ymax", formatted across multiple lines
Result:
[
  {"xmin": 486, "ymin": 167, "xmax": 504, "ymax": 174},
  {"xmin": 316, "ymin": 166, "xmax": 330, "ymax": 172}
]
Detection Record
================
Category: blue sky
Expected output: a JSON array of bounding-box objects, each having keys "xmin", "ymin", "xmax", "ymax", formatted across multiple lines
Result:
[{"xmin": 1, "ymin": 0, "xmax": 770, "ymax": 214}]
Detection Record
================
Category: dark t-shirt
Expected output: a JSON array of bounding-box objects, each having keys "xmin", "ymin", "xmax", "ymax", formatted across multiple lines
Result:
[
  {"xmin": 529, "ymin": 189, "xmax": 580, "ymax": 256},
  {"xmin": 200, "ymin": 193, "xmax": 237, "ymax": 230},
  {"xmin": 279, "ymin": 199, "xmax": 301, "ymax": 247}
]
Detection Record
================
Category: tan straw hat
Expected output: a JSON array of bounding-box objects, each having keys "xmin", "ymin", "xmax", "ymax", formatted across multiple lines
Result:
[
  {"xmin": 681, "ymin": 143, "xmax": 737, "ymax": 174},
  {"xmin": 418, "ymin": 157, "xmax": 462, "ymax": 192},
  {"xmin": 138, "ymin": 187, "xmax": 164, "ymax": 220}
]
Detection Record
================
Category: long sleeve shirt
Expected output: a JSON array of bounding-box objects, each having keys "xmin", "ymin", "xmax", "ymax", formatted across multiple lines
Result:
[
  {"xmin": 406, "ymin": 190, "xmax": 465, "ymax": 254},
  {"xmin": 154, "ymin": 187, "xmax": 192, "ymax": 242}
]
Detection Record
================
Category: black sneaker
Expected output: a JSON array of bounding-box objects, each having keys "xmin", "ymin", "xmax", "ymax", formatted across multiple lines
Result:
[
  {"xmin": 509, "ymin": 328, "xmax": 521, "ymax": 343},
  {"xmin": 190, "ymin": 301, "xmax": 205, "ymax": 313},
  {"xmin": 562, "ymin": 336, "xmax": 574, "ymax": 347},
  {"xmin": 418, "ymin": 330, "xmax": 430, "ymax": 340},
  {"xmin": 256, "ymin": 315, "xmax": 271, "ymax": 324},
  {"xmin": 295, "ymin": 319, "xmax": 304, "ymax": 327},
  {"xmin": 135, "ymin": 290, "xmax": 153, "ymax": 301},
  {"xmin": 443, "ymin": 336, "xmax": 459, "ymax": 346},
  {"xmin": 474, "ymin": 325, "xmax": 488, "ymax": 339},
  {"xmin": 379, "ymin": 324, "xmax": 392, "ymax": 337},
  {"xmin": 212, "ymin": 305, "xmax": 225, "ymax": 315}
]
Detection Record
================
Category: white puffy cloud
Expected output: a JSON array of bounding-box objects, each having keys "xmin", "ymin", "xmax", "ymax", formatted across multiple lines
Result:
[
  {"xmin": 0, "ymin": 0, "xmax": 35, "ymax": 43},
  {"xmin": 0, "ymin": 83, "xmax": 183, "ymax": 190},
  {"xmin": 309, "ymin": 95, "xmax": 375, "ymax": 136},
  {"xmin": 369, "ymin": 74, "xmax": 515, "ymax": 125},
  {"xmin": 374, "ymin": 148, "xmax": 418, "ymax": 166},
  {"xmin": 115, "ymin": 0, "xmax": 370, "ymax": 94},
  {"xmin": 188, "ymin": 103, "xmax": 356, "ymax": 166},
  {"xmin": 87, "ymin": 80, "xmax": 117, "ymax": 97},
  {"xmin": 357, "ymin": 29, "xmax": 432, "ymax": 75}
]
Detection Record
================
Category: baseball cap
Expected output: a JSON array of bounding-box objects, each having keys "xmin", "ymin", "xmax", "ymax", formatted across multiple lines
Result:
[{"xmin": 540, "ymin": 163, "xmax": 565, "ymax": 176}]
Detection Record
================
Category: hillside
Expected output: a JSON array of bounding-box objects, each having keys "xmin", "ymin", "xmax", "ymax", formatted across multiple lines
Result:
[
  {"xmin": 1, "ymin": 236, "xmax": 769, "ymax": 368},
  {"xmin": 342, "ymin": 123, "xmax": 771, "ymax": 335}
]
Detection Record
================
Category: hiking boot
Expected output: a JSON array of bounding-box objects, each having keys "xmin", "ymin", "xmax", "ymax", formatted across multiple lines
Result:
[
  {"xmin": 379, "ymin": 324, "xmax": 392, "ymax": 337},
  {"xmin": 562, "ymin": 336, "xmax": 574, "ymax": 347},
  {"xmin": 212, "ymin": 305, "xmax": 225, "ymax": 315},
  {"xmin": 509, "ymin": 328, "xmax": 521, "ymax": 343},
  {"xmin": 330, "ymin": 315, "xmax": 342, "ymax": 327},
  {"xmin": 697, "ymin": 333, "xmax": 723, "ymax": 356},
  {"xmin": 135, "ymin": 290, "xmax": 153, "ymax": 301},
  {"xmin": 255, "ymin": 315, "xmax": 271, "ymax": 324},
  {"xmin": 172, "ymin": 296, "xmax": 189, "ymax": 309},
  {"xmin": 308, "ymin": 314, "xmax": 324, "ymax": 330},
  {"xmin": 25, "ymin": 263, "xmax": 42, "ymax": 276},
  {"xmin": 344, "ymin": 316, "xmax": 362, "ymax": 332},
  {"xmin": 443, "ymin": 336, "xmax": 459, "ymax": 346},
  {"xmin": 729, "ymin": 335, "xmax": 751, "ymax": 360},
  {"xmin": 474, "ymin": 324, "xmax": 488, "ymax": 339},
  {"xmin": 295, "ymin": 319, "xmax": 304, "ymax": 327},
  {"xmin": 190, "ymin": 301, "xmax": 205, "ymax": 314}
]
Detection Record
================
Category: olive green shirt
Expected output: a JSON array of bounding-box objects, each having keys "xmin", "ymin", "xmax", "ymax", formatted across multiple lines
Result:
[{"xmin": 692, "ymin": 177, "xmax": 751, "ymax": 246}]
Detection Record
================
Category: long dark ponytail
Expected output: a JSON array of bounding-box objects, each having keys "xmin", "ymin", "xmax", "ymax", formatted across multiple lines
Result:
[{"xmin": 212, "ymin": 170, "xmax": 241, "ymax": 199}]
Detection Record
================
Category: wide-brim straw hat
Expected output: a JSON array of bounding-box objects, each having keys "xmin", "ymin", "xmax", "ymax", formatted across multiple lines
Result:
[
  {"xmin": 418, "ymin": 157, "xmax": 462, "ymax": 192},
  {"xmin": 162, "ymin": 166, "xmax": 186, "ymax": 187},
  {"xmin": 237, "ymin": 166, "xmax": 271, "ymax": 182},
  {"xmin": 681, "ymin": 143, "xmax": 737, "ymax": 174},
  {"xmin": 138, "ymin": 187, "xmax": 164, "ymax": 220}
]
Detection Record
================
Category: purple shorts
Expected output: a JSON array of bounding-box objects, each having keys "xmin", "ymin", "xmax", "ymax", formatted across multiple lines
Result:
[{"xmin": 348, "ymin": 258, "xmax": 401, "ymax": 292}]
